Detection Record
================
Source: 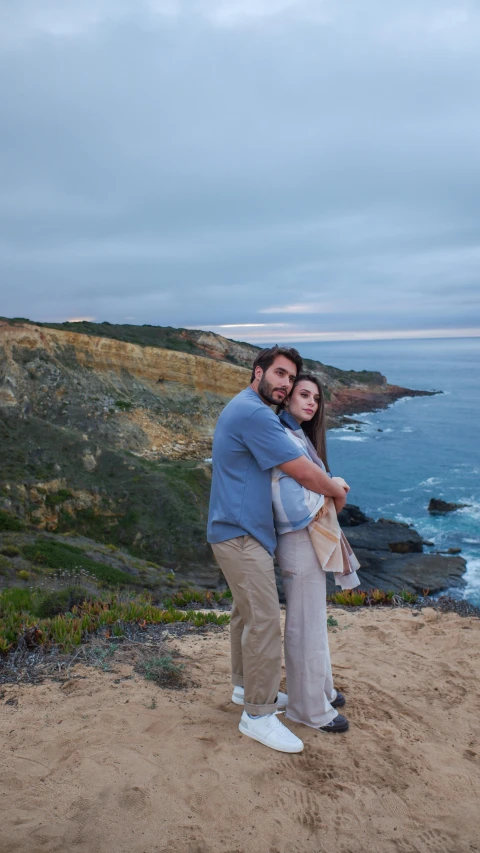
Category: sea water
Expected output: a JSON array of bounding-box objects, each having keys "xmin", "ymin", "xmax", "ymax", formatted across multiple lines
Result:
[{"xmin": 289, "ymin": 337, "xmax": 480, "ymax": 605}]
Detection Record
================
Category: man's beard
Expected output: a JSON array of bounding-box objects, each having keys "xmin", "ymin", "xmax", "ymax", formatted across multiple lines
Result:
[{"xmin": 257, "ymin": 374, "xmax": 287, "ymax": 405}]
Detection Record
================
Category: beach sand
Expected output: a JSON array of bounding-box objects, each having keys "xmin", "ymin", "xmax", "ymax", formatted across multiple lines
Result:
[{"xmin": 1, "ymin": 607, "xmax": 479, "ymax": 853}]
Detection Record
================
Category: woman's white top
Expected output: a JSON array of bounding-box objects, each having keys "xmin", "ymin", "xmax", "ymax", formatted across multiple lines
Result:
[{"xmin": 272, "ymin": 428, "xmax": 324, "ymax": 535}]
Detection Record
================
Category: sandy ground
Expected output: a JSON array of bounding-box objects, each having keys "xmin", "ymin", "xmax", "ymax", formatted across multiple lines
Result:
[{"xmin": 1, "ymin": 606, "xmax": 480, "ymax": 853}]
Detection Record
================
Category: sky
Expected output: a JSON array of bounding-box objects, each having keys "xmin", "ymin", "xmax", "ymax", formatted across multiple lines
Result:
[{"xmin": 1, "ymin": 0, "xmax": 480, "ymax": 344}]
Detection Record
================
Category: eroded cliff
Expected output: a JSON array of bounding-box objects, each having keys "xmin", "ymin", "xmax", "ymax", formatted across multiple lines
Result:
[{"xmin": 0, "ymin": 318, "xmax": 436, "ymax": 578}]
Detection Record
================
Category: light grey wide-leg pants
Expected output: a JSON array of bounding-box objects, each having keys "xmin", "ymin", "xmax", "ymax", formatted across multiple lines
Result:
[{"xmin": 276, "ymin": 527, "xmax": 338, "ymax": 728}]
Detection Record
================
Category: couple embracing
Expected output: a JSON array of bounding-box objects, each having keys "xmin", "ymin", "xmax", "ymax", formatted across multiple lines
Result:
[{"xmin": 207, "ymin": 345, "xmax": 360, "ymax": 754}]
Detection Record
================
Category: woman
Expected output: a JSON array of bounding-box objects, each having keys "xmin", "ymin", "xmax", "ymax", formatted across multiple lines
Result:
[{"xmin": 273, "ymin": 373, "xmax": 360, "ymax": 733}]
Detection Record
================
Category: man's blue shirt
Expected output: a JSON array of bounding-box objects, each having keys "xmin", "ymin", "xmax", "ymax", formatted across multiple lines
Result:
[{"xmin": 207, "ymin": 387, "xmax": 302, "ymax": 555}]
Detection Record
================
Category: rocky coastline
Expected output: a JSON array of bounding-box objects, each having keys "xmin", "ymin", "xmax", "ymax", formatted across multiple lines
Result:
[
  {"xmin": 335, "ymin": 504, "xmax": 466, "ymax": 595},
  {"xmin": 0, "ymin": 317, "xmax": 462, "ymax": 598}
]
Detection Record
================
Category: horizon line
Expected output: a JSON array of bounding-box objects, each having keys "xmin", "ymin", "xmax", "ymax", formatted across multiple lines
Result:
[{"xmin": 188, "ymin": 325, "xmax": 480, "ymax": 344}]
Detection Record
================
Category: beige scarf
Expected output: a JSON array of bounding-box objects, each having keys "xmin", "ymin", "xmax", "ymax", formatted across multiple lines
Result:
[{"xmin": 308, "ymin": 497, "xmax": 360, "ymax": 577}]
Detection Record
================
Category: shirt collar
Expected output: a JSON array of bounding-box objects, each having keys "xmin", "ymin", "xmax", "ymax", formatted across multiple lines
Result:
[{"xmin": 279, "ymin": 409, "xmax": 303, "ymax": 433}]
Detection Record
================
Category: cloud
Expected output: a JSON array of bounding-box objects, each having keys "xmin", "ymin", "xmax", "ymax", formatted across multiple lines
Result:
[{"xmin": 0, "ymin": 0, "xmax": 479, "ymax": 342}]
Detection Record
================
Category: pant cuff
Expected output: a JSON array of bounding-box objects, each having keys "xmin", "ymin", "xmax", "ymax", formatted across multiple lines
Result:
[
  {"xmin": 286, "ymin": 708, "xmax": 337, "ymax": 728},
  {"xmin": 244, "ymin": 700, "xmax": 278, "ymax": 716},
  {"xmin": 232, "ymin": 675, "xmax": 244, "ymax": 687}
]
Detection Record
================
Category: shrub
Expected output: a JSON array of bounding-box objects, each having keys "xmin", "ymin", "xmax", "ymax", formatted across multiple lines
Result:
[
  {"xmin": 138, "ymin": 654, "xmax": 186, "ymax": 688},
  {"xmin": 1, "ymin": 545, "xmax": 20, "ymax": 558},
  {"xmin": 0, "ymin": 511, "xmax": 25, "ymax": 532},
  {"xmin": 45, "ymin": 490, "xmax": 73, "ymax": 508},
  {"xmin": 35, "ymin": 587, "xmax": 90, "ymax": 618},
  {"xmin": 17, "ymin": 570, "xmax": 30, "ymax": 581}
]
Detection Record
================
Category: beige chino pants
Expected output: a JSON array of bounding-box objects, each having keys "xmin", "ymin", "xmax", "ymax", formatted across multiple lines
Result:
[{"xmin": 211, "ymin": 535, "xmax": 282, "ymax": 716}]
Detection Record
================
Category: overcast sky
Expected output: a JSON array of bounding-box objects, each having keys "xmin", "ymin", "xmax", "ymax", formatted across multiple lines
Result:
[{"xmin": 1, "ymin": 0, "xmax": 480, "ymax": 343}]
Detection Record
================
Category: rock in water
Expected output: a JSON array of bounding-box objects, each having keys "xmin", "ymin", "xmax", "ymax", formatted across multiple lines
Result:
[{"xmin": 428, "ymin": 498, "xmax": 471, "ymax": 514}]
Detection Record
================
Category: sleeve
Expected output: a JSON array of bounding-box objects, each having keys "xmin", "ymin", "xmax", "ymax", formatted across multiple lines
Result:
[{"xmin": 242, "ymin": 408, "xmax": 303, "ymax": 471}]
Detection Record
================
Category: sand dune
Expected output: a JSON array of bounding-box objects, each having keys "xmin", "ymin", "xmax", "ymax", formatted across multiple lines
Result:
[{"xmin": 1, "ymin": 607, "xmax": 479, "ymax": 853}]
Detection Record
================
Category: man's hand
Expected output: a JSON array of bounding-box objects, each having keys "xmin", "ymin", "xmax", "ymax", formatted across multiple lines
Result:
[
  {"xmin": 278, "ymin": 456, "xmax": 347, "ymax": 499},
  {"xmin": 333, "ymin": 493, "xmax": 347, "ymax": 514}
]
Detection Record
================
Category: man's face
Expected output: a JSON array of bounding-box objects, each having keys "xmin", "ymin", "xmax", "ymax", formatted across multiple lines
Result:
[{"xmin": 256, "ymin": 355, "xmax": 298, "ymax": 405}]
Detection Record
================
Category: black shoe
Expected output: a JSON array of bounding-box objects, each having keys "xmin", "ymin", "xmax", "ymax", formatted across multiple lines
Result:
[
  {"xmin": 319, "ymin": 714, "xmax": 349, "ymax": 733},
  {"xmin": 331, "ymin": 691, "xmax": 346, "ymax": 709}
]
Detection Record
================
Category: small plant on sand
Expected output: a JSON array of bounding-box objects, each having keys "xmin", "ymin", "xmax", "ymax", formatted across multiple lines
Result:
[
  {"xmin": 398, "ymin": 589, "xmax": 418, "ymax": 604},
  {"xmin": 138, "ymin": 654, "xmax": 186, "ymax": 688},
  {"xmin": 327, "ymin": 615, "xmax": 338, "ymax": 627},
  {"xmin": 329, "ymin": 589, "xmax": 367, "ymax": 607}
]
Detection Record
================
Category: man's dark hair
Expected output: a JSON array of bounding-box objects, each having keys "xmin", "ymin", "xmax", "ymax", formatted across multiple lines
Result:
[{"xmin": 250, "ymin": 345, "xmax": 303, "ymax": 382}]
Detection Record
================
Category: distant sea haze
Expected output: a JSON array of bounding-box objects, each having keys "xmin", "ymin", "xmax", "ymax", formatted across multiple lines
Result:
[{"xmin": 277, "ymin": 337, "xmax": 480, "ymax": 606}]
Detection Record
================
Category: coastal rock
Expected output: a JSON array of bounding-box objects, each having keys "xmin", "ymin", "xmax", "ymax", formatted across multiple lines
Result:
[
  {"xmin": 428, "ymin": 498, "xmax": 471, "ymax": 514},
  {"xmin": 328, "ymin": 550, "xmax": 466, "ymax": 596},
  {"xmin": 327, "ymin": 505, "xmax": 467, "ymax": 596},
  {"xmin": 342, "ymin": 518, "xmax": 423, "ymax": 553},
  {"xmin": 337, "ymin": 504, "xmax": 371, "ymax": 527}
]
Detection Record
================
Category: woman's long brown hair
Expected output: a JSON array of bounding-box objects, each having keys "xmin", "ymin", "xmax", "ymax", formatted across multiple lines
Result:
[{"xmin": 281, "ymin": 373, "xmax": 330, "ymax": 473}]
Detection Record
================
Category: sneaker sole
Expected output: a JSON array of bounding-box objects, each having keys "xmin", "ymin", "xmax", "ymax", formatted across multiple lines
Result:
[
  {"xmin": 238, "ymin": 721, "xmax": 303, "ymax": 753},
  {"xmin": 319, "ymin": 723, "xmax": 349, "ymax": 733}
]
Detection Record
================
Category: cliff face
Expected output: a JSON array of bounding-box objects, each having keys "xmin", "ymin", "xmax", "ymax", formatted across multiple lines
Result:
[
  {"xmin": 0, "ymin": 318, "xmax": 435, "ymax": 578},
  {"xmin": 0, "ymin": 321, "xmax": 250, "ymax": 462},
  {"xmin": 0, "ymin": 320, "xmax": 425, "ymax": 462}
]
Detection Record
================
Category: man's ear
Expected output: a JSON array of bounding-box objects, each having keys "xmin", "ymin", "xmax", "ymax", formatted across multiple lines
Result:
[{"xmin": 254, "ymin": 366, "xmax": 263, "ymax": 382}]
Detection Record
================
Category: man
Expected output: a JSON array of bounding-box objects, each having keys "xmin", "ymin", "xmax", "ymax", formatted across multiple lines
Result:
[{"xmin": 207, "ymin": 345, "xmax": 348, "ymax": 753}]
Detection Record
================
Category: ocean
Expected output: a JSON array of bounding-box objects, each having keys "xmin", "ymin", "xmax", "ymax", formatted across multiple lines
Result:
[{"xmin": 288, "ymin": 337, "xmax": 480, "ymax": 605}]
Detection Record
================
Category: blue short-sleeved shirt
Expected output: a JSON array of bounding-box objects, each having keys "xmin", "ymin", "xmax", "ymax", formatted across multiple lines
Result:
[{"xmin": 207, "ymin": 387, "xmax": 302, "ymax": 555}]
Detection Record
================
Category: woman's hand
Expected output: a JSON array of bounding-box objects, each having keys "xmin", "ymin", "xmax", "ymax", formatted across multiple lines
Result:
[{"xmin": 331, "ymin": 476, "xmax": 350, "ymax": 493}]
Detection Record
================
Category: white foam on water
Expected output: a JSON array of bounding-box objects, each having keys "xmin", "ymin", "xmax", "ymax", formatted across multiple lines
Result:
[
  {"xmin": 419, "ymin": 477, "xmax": 442, "ymax": 486},
  {"xmin": 394, "ymin": 513, "xmax": 416, "ymax": 526},
  {"xmin": 462, "ymin": 556, "xmax": 480, "ymax": 605},
  {"xmin": 334, "ymin": 435, "xmax": 368, "ymax": 442},
  {"xmin": 458, "ymin": 501, "xmax": 480, "ymax": 521}
]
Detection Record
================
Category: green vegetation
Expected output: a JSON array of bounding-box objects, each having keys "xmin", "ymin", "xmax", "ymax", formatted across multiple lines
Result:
[
  {"xmin": 163, "ymin": 588, "xmax": 232, "ymax": 608},
  {"xmin": 0, "ymin": 511, "xmax": 25, "ymax": 532},
  {"xmin": 137, "ymin": 654, "xmax": 186, "ymax": 688},
  {"xmin": 1, "ymin": 545, "xmax": 20, "ymax": 557},
  {"xmin": 21, "ymin": 539, "xmax": 135, "ymax": 585},
  {"xmin": 0, "ymin": 585, "xmax": 230, "ymax": 654},
  {"xmin": 45, "ymin": 489, "xmax": 73, "ymax": 508},
  {"xmin": 0, "ymin": 409, "xmax": 213, "ymax": 569},
  {"xmin": 114, "ymin": 400, "xmax": 133, "ymax": 410},
  {"xmin": 328, "ymin": 588, "xmax": 416, "ymax": 607}
]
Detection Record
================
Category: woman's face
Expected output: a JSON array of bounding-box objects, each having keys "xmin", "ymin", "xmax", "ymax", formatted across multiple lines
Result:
[{"xmin": 286, "ymin": 380, "xmax": 320, "ymax": 423}]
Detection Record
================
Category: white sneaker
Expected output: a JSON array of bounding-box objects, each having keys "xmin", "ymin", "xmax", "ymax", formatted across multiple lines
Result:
[
  {"xmin": 238, "ymin": 711, "xmax": 303, "ymax": 753},
  {"xmin": 231, "ymin": 685, "xmax": 288, "ymax": 709}
]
